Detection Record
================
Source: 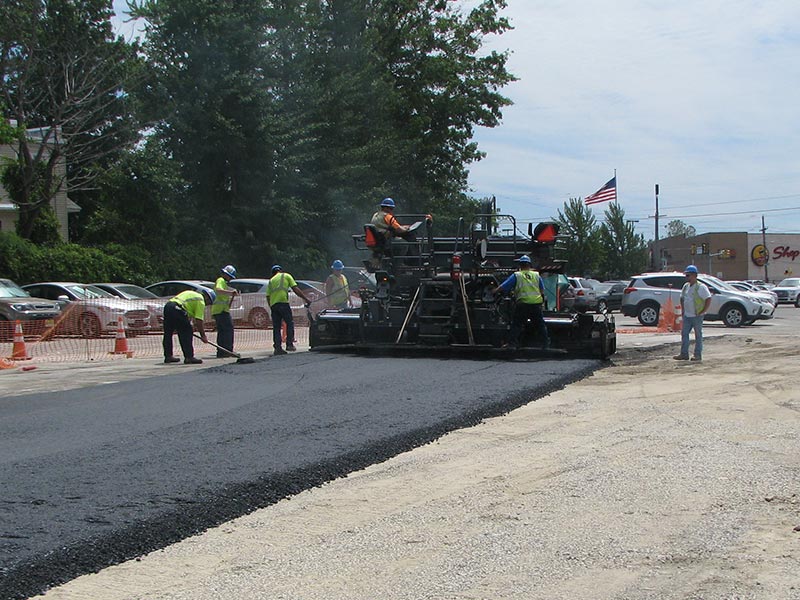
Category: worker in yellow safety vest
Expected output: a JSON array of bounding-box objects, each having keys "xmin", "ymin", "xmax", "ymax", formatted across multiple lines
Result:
[
  {"xmin": 325, "ymin": 260, "xmax": 352, "ymax": 309},
  {"xmin": 212, "ymin": 264, "xmax": 241, "ymax": 358},
  {"xmin": 267, "ymin": 265, "xmax": 312, "ymax": 355},
  {"xmin": 163, "ymin": 288, "xmax": 216, "ymax": 364},
  {"xmin": 491, "ymin": 255, "xmax": 550, "ymax": 350}
]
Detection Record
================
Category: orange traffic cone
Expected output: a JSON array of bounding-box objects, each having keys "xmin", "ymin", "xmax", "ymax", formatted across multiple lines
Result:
[
  {"xmin": 109, "ymin": 316, "xmax": 133, "ymax": 357},
  {"xmin": 10, "ymin": 320, "xmax": 31, "ymax": 360},
  {"xmin": 673, "ymin": 306, "xmax": 683, "ymax": 332},
  {"xmin": 657, "ymin": 297, "xmax": 675, "ymax": 332}
]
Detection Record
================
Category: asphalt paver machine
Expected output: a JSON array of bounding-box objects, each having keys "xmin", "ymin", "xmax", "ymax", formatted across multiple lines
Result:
[{"xmin": 309, "ymin": 212, "xmax": 616, "ymax": 358}]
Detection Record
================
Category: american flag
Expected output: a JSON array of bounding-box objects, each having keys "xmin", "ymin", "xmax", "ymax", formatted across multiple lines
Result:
[{"xmin": 584, "ymin": 177, "xmax": 617, "ymax": 206}]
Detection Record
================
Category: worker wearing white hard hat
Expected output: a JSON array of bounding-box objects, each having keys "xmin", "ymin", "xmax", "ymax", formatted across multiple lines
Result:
[{"xmin": 212, "ymin": 264, "xmax": 240, "ymax": 358}]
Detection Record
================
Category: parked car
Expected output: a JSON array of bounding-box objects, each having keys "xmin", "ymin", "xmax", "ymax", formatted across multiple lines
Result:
[
  {"xmin": 566, "ymin": 277, "xmax": 598, "ymax": 311},
  {"xmin": 770, "ymin": 277, "xmax": 800, "ymax": 306},
  {"xmin": 21, "ymin": 282, "xmax": 154, "ymax": 337},
  {"xmin": 92, "ymin": 283, "xmax": 165, "ymax": 329},
  {"xmin": 593, "ymin": 281, "xmax": 627, "ymax": 313},
  {"xmin": 0, "ymin": 278, "xmax": 62, "ymax": 339},
  {"xmin": 228, "ymin": 278, "xmax": 325, "ymax": 328},
  {"xmin": 726, "ymin": 281, "xmax": 778, "ymax": 306},
  {"xmin": 621, "ymin": 272, "xmax": 774, "ymax": 327},
  {"xmin": 145, "ymin": 279, "xmax": 245, "ymax": 324}
]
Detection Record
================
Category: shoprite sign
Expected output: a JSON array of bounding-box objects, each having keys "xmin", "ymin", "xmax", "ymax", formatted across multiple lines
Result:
[{"xmin": 751, "ymin": 244, "xmax": 800, "ymax": 266}]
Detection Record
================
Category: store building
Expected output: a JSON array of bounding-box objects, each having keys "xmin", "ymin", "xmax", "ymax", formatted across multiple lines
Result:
[{"xmin": 653, "ymin": 232, "xmax": 800, "ymax": 283}]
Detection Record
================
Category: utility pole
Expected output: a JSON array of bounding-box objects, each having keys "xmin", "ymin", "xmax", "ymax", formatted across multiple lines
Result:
[
  {"xmin": 761, "ymin": 216, "xmax": 769, "ymax": 283},
  {"xmin": 652, "ymin": 184, "xmax": 660, "ymax": 270}
]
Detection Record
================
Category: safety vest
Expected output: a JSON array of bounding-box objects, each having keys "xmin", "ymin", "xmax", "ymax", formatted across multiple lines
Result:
[
  {"xmin": 514, "ymin": 270, "xmax": 544, "ymax": 305},
  {"xmin": 326, "ymin": 273, "xmax": 350, "ymax": 306},
  {"xmin": 681, "ymin": 282, "xmax": 706, "ymax": 314},
  {"xmin": 371, "ymin": 211, "xmax": 391, "ymax": 233},
  {"xmin": 170, "ymin": 290, "xmax": 206, "ymax": 319},
  {"xmin": 212, "ymin": 277, "xmax": 232, "ymax": 315},
  {"xmin": 267, "ymin": 272, "xmax": 293, "ymax": 306}
]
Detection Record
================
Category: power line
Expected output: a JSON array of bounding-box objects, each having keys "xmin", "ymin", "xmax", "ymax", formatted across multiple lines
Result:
[{"xmin": 662, "ymin": 193, "xmax": 800, "ymax": 210}]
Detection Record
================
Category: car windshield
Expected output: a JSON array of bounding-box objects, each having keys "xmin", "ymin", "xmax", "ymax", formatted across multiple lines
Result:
[
  {"xmin": 66, "ymin": 284, "xmax": 114, "ymax": 299},
  {"xmin": 701, "ymin": 275, "xmax": 736, "ymax": 291},
  {"xmin": 0, "ymin": 280, "xmax": 30, "ymax": 298},
  {"xmin": 115, "ymin": 285, "xmax": 158, "ymax": 299},
  {"xmin": 777, "ymin": 278, "xmax": 800, "ymax": 287}
]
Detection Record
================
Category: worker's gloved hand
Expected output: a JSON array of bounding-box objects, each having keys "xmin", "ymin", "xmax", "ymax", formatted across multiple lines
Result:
[
  {"xmin": 305, "ymin": 302, "xmax": 311, "ymax": 308},
  {"xmin": 200, "ymin": 335, "xmax": 209, "ymax": 344},
  {"xmin": 425, "ymin": 214, "xmax": 433, "ymax": 222}
]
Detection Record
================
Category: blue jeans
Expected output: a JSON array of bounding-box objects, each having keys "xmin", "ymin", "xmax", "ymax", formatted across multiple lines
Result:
[{"xmin": 680, "ymin": 315, "xmax": 704, "ymax": 358}]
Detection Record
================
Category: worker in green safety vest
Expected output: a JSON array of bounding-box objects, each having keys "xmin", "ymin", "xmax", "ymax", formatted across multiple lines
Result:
[
  {"xmin": 491, "ymin": 255, "xmax": 550, "ymax": 350},
  {"xmin": 267, "ymin": 265, "xmax": 312, "ymax": 355},
  {"xmin": 325, "ymin": 260, "xmax": 352, "ymax": 309},
  {"xmin": 163, "ymin": 288, "xmax": 216, "ymax": 364},
  {"xmin": 212, "ymin": 264, "xmax": 240, "ymax": 358}
]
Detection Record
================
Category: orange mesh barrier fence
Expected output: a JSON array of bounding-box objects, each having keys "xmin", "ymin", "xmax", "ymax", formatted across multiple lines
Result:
[{"xmin": 0, "ymin": 298, "xmax": 310, "ymax": 364}]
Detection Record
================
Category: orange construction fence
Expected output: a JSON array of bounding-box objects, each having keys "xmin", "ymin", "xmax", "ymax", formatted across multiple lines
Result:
[{"xmin": 0, "ymin": 298, "xmax": 310, "ymax": 364}]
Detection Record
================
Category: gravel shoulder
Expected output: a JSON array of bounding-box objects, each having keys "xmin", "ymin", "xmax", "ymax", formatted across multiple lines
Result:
[{"xmin": 34, "ymin": 331, "xmax": 800, "ymax": 600}]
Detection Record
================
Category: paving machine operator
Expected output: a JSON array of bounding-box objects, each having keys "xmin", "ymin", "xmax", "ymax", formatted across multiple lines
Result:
[{"xmin": 491, "ymin": 255, "xmax": 550, "ymax": 350}]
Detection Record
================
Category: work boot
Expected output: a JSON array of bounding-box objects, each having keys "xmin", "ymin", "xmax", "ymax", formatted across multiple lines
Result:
[
  {"xmin": 690, "ymin": 355, "xmax": 702, "ymax": 362},
  {"xmin": 164, "ymin": 356, "xmax": 180, "ymax": 364},
  {"xmin": 286, "ymin": 345, "xmax": 297, "ymax": 352},
  {"xmin": 273, "ymin": 347, "xmax": 287, "ymax": 356},
  {"xmin": 673, "ymin": 354, "xmax": 689, "ymax": 361},
  {"xmin": 184, "ymin": 357, "xmax": 203, "ymax": 364}
]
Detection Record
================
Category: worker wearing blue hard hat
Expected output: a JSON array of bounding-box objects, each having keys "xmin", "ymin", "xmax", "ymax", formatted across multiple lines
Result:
[
  {"xmin": 163, "ymin": 287, "xmax": 216, "ymax": 364},
  {"xmin": 490, "ymin": 255, "xmax": 550, "ymax": 351},
  {"xmin": 212, "ymin": 264, "xmax": 241, "ymax": 358},
  {"xmin": 372, "ymin": 197, "xmax": 412, "ymax": 239},
  {"xmin": 674, "ymin": 264, "xmax": 711, "ymax": 362},
  {"xmin": 325, "ymin": 259, "xmax": 352, "ymax": 310},
  {"xmin": 267, "ymin": 264, "xmax": 312, "ymax": 355}
]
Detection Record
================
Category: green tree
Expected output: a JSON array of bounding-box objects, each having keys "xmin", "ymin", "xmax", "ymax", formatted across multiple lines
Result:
[
  {"xmin": 556, "ymin": 198, "xmax": 601, "ymax": 276},
  {"xmin": 665, "ymin": 219, "xmax": 696, "ymax": 238},
  {"xmin": 597, "ymin": 203, "xmax": 648, "ymax": 279},
  {"xmin": 0, "ymin": 0, "xmax": 140, "ymax": 239}
]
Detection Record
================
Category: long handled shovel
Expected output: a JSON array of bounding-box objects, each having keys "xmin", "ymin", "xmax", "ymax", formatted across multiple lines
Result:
[{"xmin": 193, "ymin": 334, "xmax": 255, "ymax": 364}]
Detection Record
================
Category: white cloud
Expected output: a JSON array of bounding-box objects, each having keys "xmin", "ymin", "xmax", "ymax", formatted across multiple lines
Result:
[{"xmin": 467, "ymin": 0, "xmax": 800, "ymax": 235}]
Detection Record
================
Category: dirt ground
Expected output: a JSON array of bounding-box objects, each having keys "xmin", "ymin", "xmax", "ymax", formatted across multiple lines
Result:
[{"xmin": 32, "ymin": 326, "xmax": 800, "ymax": 600}]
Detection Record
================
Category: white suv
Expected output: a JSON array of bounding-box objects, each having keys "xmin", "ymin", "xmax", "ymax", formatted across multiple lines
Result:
[
  {"xmin": 621, "ymin": 272, "xmax": 774, "ymax": 327},
  {"xmin": 771, "ymin": 277, "xmax": 800, "ymax": 306}
]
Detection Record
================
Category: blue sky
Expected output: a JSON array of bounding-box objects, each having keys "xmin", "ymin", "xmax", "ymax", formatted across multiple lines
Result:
[
  {"xmin": 465, "ymin": 0, "xmax": 800, "ymax": 238},
  {"xmin": 112, "ymin": 0, "xmax": 800, "ymax": 238}
]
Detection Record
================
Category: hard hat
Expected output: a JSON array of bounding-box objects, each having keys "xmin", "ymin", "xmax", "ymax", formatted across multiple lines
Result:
[
  {"xmin": 515, "ymin": 255, "xmax": 532, "ymax": 264},
  {"xmin": 331, "ymin": 259, "xmax": 344, "ymax": 270},
  {"xmin": 271, "ymin": 264, "xmax": 282, "ymax": 273},
  {"xmin": 684, "ymin": 265, "xmax": 698, "ymax": 274},
  {"xmin": 221, "ymin": 264, "xmax": 237, "ymax": 278},
  {"xmin": 380, "ymin": 197, "xmax": 395, "ymax": 208},
  {"xmin": 203, "ymin": 288, "xmax": 217, "ymax": 303}
]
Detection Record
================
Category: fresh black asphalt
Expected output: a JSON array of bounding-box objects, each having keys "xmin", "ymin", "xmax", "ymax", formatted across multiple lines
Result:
[{"xmin": 0, "ymin": 351, "xmax": 600, "ymax": 599}]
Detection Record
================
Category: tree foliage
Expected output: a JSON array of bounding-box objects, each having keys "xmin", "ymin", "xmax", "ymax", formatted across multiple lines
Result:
[
  {"xmin": 0, "ymin": 0, "xmax": 140, "ymax": 238},
  {"xmin": 665, "ymin": 219, "xmax": 696, "ymax": 238},
  {"xmin": 597, "ymin": 203, "xmax": 649, "ymax": 280},
  {"xmin": 556, "ymin": 198, "xmax": 600, "ymax": 276},
  {"xmin": 125, "ymin": 0, "xmax": 513, "ymax": 275}
]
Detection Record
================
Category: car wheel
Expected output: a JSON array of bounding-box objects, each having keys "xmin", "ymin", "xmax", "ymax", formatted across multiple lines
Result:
[
  {"xmin": 721, "ymin": 304, "xmax": 745, "ymax": 327},
  {"xmin": 250, "ymin": 307, "xmax": 270, "ymax": 329},
  {"xmin": 637, "ymin": 302, "xmax": 660, "ymax": 327},
  {"xmin": 79, "ymin": 312, "xmax": 102, "ymax": 338},
  {"xmin": 597, "ymin": 299, "xmax": 608, "ymax": 313},
  {"xmin": 795, "ymin": 296, "xmax": 800, "ymax": 308}
]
